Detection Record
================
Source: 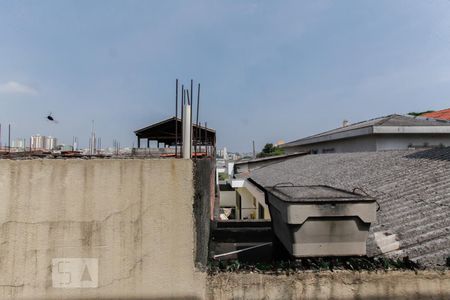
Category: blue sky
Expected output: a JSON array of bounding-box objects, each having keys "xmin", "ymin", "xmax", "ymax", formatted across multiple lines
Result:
[{"xmin": 1, "ymin": 0, "xmax": 450, "ymax": 152}]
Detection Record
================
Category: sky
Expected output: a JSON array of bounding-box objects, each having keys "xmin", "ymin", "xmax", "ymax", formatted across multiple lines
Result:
[{"xmin": 1, "ymin": 0, "xmax": 450, "ymax": 152}]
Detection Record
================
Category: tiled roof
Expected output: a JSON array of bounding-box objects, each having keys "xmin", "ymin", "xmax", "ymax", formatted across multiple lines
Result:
[
  {"xmin": 422, "ymin": 108, "xmax": 450, "ymax": 121},
  {"xmin": 250, "ymin": 148, "xmax": 450, "ymax": 267}
]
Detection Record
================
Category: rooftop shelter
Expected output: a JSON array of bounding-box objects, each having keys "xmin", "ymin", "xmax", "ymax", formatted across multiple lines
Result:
[{"xmin": 133, "ymin": 116, "xmax": 216, "ymax": 158}]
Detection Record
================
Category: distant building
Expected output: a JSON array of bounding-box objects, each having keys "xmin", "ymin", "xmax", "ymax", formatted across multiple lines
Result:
[
  {"xmin": 217, "ymin": 147, "xmax": 228, "ymax": 159},
  {"xmin": 11, "ymin": 139, "xmax": 26, "ymax": 151},
  {"xmin": 281, "ymin": 114, "xmax": 450, "ymax": 154},
  {"xmin": 30, "ymin": 135, "xmax": 57, "ymax": 151},
  {"xmin": 274, "ymin": 140, "xmax": 285, "ymax": 146},
  {"xmin": 31, "ymin": 135, "xmax": 45, "ymax": 150},
  {"xmin": 45, "ymin": 136, "xmax": 57, "ymax": 151},
  {"xmin": 421, "ymin": 108, "xmax": 450, "ymax": 121}
]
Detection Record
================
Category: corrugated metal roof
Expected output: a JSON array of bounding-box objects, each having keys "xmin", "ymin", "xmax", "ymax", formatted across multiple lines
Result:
[
  {"xmin": 422, "ymin": 108, "xmax": 450, "ymax": 121},
  {"xmin": 250, "ymin": 148, "xmax": 450, "ymax": 267}
]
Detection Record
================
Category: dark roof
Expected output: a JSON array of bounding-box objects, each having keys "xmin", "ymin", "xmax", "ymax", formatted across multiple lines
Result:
[
  {"xmin": 250, "ymin": 148, "xmax": 450, "ymax": 267},
  {"xmin": 282, "ymin": 114, "xmax": 450, "ymax": 148},
  {"xmin": 134, "ymin": 116, "xmax": 216, "ymax": 145}
]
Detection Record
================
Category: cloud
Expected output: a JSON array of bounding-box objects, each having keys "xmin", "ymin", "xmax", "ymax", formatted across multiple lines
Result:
[{"xmin": 0, "ymin": 81, "xmax": 38, "ymax": 95}]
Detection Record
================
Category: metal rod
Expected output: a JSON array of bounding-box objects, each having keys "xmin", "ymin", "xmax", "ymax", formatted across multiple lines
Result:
[
  {"xmin": 8, "ymin": 124, "xmax": 11, "ymax": 152},
  {"xmin": 205, "ymin": 122, "xmax": 208, "ymax": 156},
  {"xmin": 195, "ymin": 83, "xmax": 200, "ymax": 156},
  {"xmin": 213, "ymin": 242, "xmax": 272, "ymax": 259},
  {"xmin": 185, "ymin": 89, "xmax": 190, "ymax": 106},
  {"xmin": 175, "ymin": 79, "xmax": 178, "ymax": 157},
  {"xmin": 253, "ymin": 141, "xmax": 256, "ymax": 159}
]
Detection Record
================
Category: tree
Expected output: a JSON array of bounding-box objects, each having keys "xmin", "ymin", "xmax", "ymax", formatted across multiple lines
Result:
[
  {"xmin": 407, "ymin": 111, "xmax": 434, "ymax": 117},
  {"xmin": 257, "ymin": 143, "xmax": 284, "ymax": 158}
]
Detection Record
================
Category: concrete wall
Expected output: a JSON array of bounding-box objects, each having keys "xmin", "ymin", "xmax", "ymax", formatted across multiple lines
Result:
[
  {"xmin": 0, "ymin": 159, "xmax": 212, "ymax": 300},
  {"xmin": 194, "ymin": 158, "xmax": 215, "ymax": 267},
  {"xmin": 207, "ymin": 271, "xmax": 450, "ymax": 300},
  {"xmin": 219, "ymin": 191, "xmax": 236, "ymax": 208}
]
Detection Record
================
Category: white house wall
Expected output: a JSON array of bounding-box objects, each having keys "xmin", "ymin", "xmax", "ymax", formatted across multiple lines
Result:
[{"xmin": 375, "ymin": 134, "xmax": 450, "ymax": 151}]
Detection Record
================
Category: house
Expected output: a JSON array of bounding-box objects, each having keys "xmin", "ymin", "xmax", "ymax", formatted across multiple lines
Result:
[
  {"xmin": 249, "ymin": 147, "xmax": 450, "ymax": 267},
  {"xmin": 421, "ymin": 108, "xmax": 450, "ymax": 121},
  {"xmin": 281, "ymin": 114, "xmax": 450, "ymax": 154}
]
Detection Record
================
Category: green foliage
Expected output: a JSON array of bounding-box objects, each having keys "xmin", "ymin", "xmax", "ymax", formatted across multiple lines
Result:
[
  {"xmin": 207, "ymin": 256, "xmax": 423, "ymax": 275},
  {"xmin": 218, "ymin": 172, "xmax": 229, "ymax": 181},
  {"xmin": 407, "ymin": 110, "xmax": 434, "ymax": 117},
  {"xmin": 257, "ymin": 143, "xmax": 285, "ymax": 158}
]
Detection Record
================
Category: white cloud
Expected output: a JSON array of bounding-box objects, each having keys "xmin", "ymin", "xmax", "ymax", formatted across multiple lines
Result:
[{"xmin": 0, "ymin": 81, "xmax": 38, "ymax": 95}]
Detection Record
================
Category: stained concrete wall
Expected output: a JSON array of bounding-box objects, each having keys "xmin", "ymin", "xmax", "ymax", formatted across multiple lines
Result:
[
  {"xmin": 0, "ymin": 159, "xmax": 212, "ymax": 300},
  {"xmin": 207, "ymin": 271, "xmax": 450, "ymax": 300},
  {"xmin": 194, "ymin": 159, "xmax": 215, "ymax": 268}
]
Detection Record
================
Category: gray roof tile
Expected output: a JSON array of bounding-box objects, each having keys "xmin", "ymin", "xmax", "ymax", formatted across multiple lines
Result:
[{"xmin": 250, "ymin": 147, "xmax": 450, "ymax": 267}]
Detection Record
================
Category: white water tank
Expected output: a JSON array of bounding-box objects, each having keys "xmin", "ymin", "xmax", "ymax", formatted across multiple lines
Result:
[{"xmin": 266, "ymin": 185, "xmax": 376, "ymax": 257}]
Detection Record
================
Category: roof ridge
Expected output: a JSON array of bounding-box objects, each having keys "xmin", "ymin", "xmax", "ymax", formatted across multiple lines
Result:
[
  {"xmin": 374, "ymin": 114, "xmax": 409, "ymax": 126},
  {"xmin": 302, "ymin": 115, "xmax": 389, "ymax": 140}
]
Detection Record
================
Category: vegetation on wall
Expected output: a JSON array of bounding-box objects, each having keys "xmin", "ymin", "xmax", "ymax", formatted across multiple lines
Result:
[
  {"xmin": 257, "ymin": 143, "xmax": 284, "ymax": 158},
  {"xmin": 208, "ymin": 256, "xmax": 423, "ymax": 274}
]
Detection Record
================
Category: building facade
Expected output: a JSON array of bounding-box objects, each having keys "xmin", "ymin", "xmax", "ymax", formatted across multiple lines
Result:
[
  {"xmin": 31, "ymin": 135, "xmax": 57, "ymax": 151},
  {"xmin": 281, "ymin": 114, "xmax": 450, "ymax": 154}
]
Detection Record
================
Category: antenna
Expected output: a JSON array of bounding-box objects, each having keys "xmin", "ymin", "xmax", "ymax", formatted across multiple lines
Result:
[{"xmin": 195, "ymin": 83, "xmax": 200, "ymax": 157}]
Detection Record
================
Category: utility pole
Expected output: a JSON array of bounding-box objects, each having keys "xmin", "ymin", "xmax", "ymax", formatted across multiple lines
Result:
[
  {"xmin": 252, "ymin": 140, "xmax": 256, "ymax": 159},
  {"xmin": 90, "ymin": 120, "xmax": 96, "ymax": 155}
]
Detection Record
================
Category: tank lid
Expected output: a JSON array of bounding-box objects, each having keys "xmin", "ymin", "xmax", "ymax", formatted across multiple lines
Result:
[{"xmin": 267, "ymin": 185, "xmax": 375, "ymax": 203}]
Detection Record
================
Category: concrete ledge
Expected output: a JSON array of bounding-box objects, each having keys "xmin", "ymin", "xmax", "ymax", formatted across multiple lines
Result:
[{"xmin": 207, "ymin": 271, "xmax": 450, "ymax": 300}]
